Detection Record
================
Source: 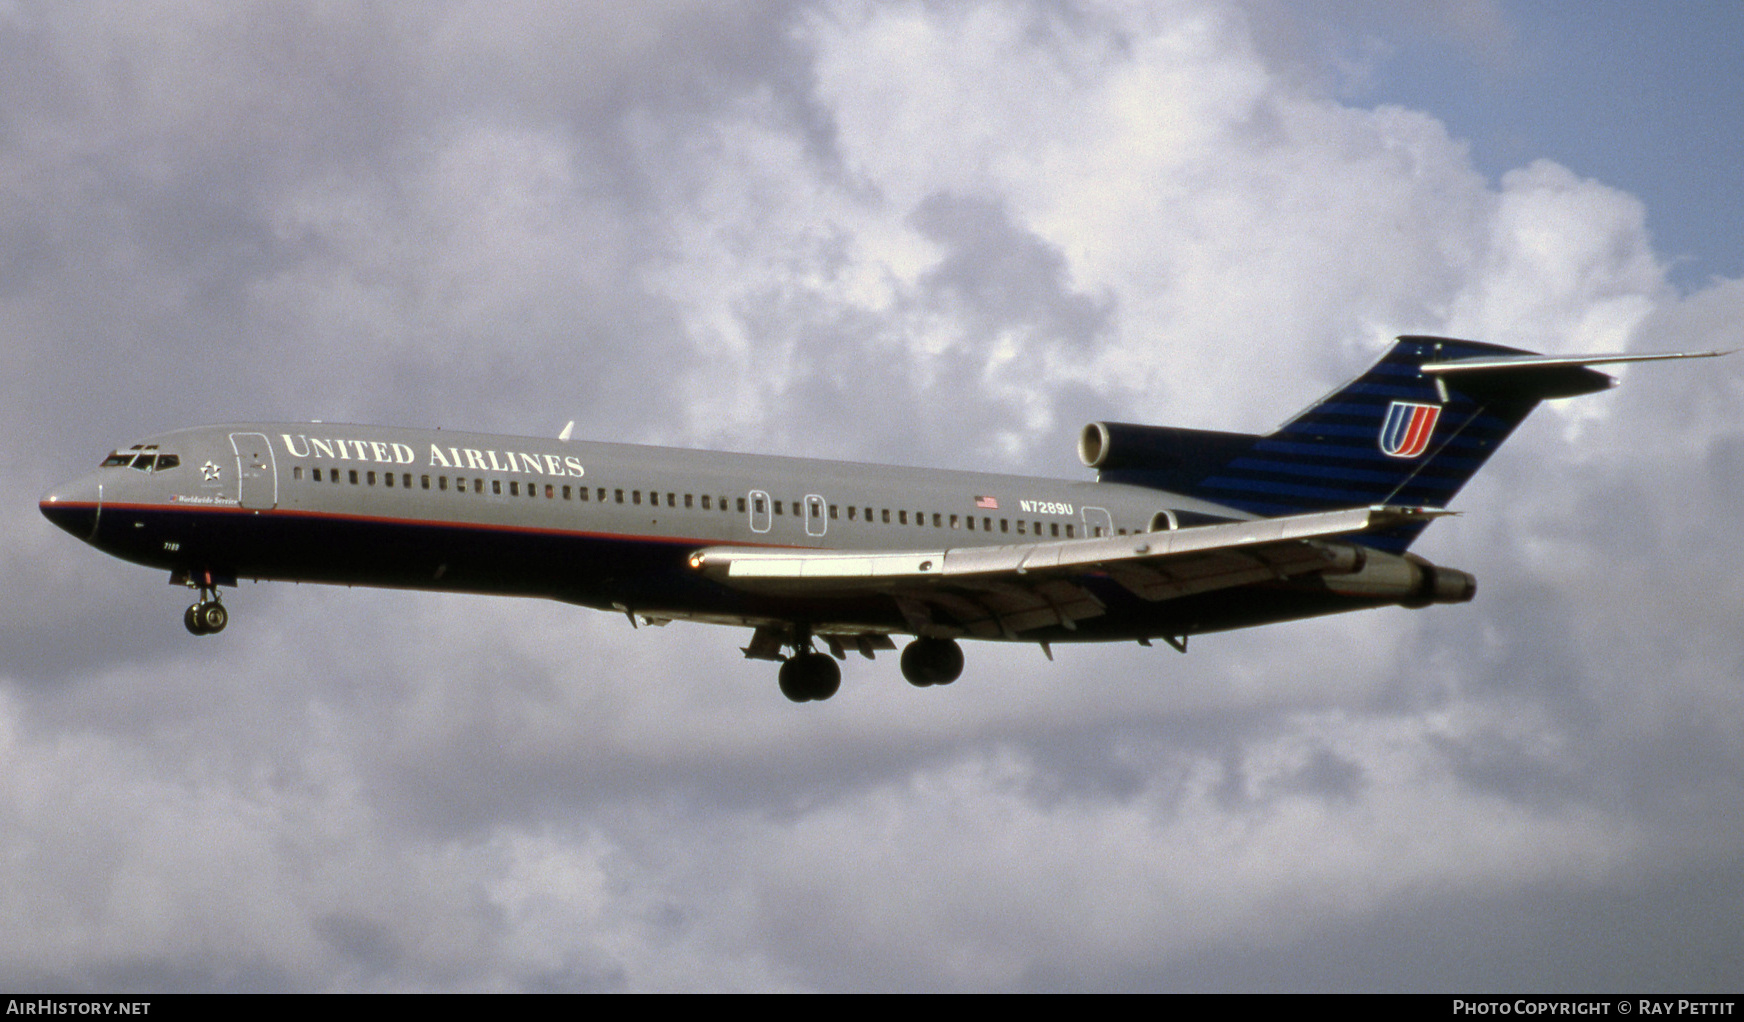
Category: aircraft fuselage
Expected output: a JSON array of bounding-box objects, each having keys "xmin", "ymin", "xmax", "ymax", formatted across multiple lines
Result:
[{"xmin": 40, "ymin": 422, "xmax": 1399, "ymax": 648}]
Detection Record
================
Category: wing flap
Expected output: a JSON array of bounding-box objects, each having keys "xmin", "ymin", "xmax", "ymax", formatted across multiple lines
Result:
[{"xmin": 1101, "ymin": 541, "xmax": 1339, "ymax": 602}]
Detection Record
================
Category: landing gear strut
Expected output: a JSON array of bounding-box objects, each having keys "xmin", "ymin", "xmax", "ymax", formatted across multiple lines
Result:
[
  {"xmin": 901, "ymin": 637, "xmax": 963, "ymax": 687},
  {"xmin": 182, "ymin": 571, "xmax": 227, "ymax": 636},
  {"xmin": 777, "ymin": 624, "xmax": 842, "ymax": 703}
]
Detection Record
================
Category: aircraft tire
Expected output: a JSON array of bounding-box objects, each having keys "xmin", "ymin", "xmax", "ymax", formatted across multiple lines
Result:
[
  {"xmin": 901, "ymin": 638, "xmax": 963, "ymax": 687},
  {"xmin": 200, "ymin": 602, "xmax": 228, "ymax": 634},
  {"xmin": 804, "ymin": 652, "xmax": 840, "ymax": 701},
  {"xmin": 184, "ymin": 604, "xmax": 206, "ymax": 635},
  {"xmin": 779, "ymin": 652, "xmax": 841, "ymax": 703},
  {"xmin": 778, "ymin": 657, "xmax": 809, "ymax": 702}
]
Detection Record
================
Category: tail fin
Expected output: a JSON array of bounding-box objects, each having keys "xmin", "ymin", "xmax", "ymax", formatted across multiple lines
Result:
[{"xmin": 1091, "ymin": 336, "xmax": 1721, "ymax": 552}]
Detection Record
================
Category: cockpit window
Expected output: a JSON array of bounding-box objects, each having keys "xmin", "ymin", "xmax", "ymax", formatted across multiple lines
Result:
[{"xmin": 100, "ymin": 444, "xmax": 178, "ymax": 472}]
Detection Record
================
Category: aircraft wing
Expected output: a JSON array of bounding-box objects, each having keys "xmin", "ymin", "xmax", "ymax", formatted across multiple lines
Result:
[{"xmin": 689, "ymin": 505, "xmax": 1441, "ymax": 639}]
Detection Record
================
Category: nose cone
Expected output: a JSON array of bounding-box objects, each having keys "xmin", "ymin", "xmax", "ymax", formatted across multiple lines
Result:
[{"xmin": 40, "ymin": 477, "xmax": 101, "ymax": 541}]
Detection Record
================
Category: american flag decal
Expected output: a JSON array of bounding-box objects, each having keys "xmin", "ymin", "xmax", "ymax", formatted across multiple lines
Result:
[
  {"xmin": 974, "ymin": 495, "xmax": 999, "ymax": 510},
  {"xmin": 1378, "ymin": 401, "xmax": 1441, "ymax": 459}
]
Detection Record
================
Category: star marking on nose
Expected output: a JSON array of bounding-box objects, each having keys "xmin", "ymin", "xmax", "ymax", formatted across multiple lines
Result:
[{"xmin": 201, "ymin": 460, "xmax": 222, "ymax": 481}]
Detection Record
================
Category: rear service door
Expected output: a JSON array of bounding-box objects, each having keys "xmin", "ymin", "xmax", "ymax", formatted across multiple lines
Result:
[
  {"xmin": 804, "ymin": 494, "xmax": 828, "ymax": 537},
  {"xmin": 748, "ymin": 489, "xmax": 772, "ymax": 533},
  {"xmin": 1081, "ymin": 505, "xmax": 1112, "ymax": 538}
]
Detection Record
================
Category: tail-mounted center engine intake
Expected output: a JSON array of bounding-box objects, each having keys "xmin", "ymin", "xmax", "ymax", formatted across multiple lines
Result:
[{"xmin": 1078, "ymin": 421, "xmax": 1260, "ymax": 491}]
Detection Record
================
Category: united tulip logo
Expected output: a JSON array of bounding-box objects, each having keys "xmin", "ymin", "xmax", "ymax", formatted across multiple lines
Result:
[{"xmin": 1378, "ymin": 401, "xmax": 1440, "ymax": 458}]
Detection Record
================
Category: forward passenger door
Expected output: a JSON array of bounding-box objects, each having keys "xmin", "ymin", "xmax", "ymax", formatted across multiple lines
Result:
[{"xmin": 229, "ymin": 432, "xmax": 278, "ymax": 510}]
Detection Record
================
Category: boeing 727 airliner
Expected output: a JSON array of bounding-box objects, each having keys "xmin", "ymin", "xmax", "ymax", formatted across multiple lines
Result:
[{"xmin": 40, "ymin": 337, "xmax": 1718, "ymax": 701}]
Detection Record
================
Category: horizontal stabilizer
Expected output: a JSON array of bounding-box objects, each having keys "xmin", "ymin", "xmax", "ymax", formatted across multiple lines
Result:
[{"xmin": 1421, "ymin": 348, "xmax": 1728, "ymax": 400}]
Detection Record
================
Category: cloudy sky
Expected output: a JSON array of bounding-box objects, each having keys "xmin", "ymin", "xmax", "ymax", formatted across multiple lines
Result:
[{"xmin": 7, "ymin": 0, "xmax": 1742, "ymax": 992}]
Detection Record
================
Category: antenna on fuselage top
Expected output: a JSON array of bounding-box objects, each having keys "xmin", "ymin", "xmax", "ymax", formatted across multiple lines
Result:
[{"xmin": 558, "ymin": 421, "xmax": 574, "ymax": 442}]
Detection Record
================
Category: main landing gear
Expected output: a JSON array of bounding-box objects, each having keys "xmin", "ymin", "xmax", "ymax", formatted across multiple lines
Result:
[
  {"xmin": 778, "ymin": 650, "xmax": 841, "ymax": 703},
  {"xmin": 751, "ymin": 625, "xmax": 964, "ymax": 702},
  {"xmin": 181, "ymin": 571, "xmax": 228, "ymax": 636},
  {"xmin": 776, "ymin": 623, "xmax": 842, "ymax": 703},
  {"xmin": 900, "ymin": 637, "xmax": 963, "ymax": 688}
]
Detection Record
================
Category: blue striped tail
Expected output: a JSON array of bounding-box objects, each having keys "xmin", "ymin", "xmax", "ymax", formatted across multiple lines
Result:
[{"xmin": 1102, "ymin": 337, "xmax": 1611, "ymax": 552}]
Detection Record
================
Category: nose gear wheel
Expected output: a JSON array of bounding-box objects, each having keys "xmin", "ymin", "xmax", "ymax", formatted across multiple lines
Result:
[{"xmin": 181, "ymin": 571, "xmax": 228, "ymax": 636}]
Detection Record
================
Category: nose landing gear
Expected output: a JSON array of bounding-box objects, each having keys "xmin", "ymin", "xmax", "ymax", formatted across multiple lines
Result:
[
  {"xmin": 179, "ymin": 569, "xmax": 228, "ymax": 636},
  {"xmin": 184, "ymin": 599, "xmax": 227, "ymax": 635}
]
